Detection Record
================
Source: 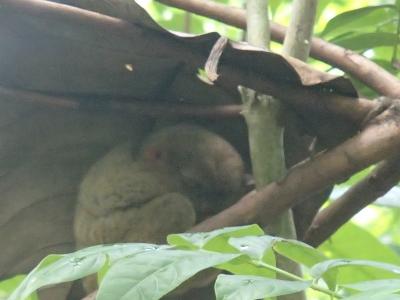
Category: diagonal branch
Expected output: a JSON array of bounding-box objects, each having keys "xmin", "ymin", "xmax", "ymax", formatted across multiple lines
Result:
[
  {"xmin": 191, "ymin": 102, "xmax": 400, "ymax": 232},
  {"xmin": 304, "ymin": 155, "xmax": 400, "ymax": 247},
  {"xmin": 156, "ymin": 0, "xmax": 400, "ymax": 98}
]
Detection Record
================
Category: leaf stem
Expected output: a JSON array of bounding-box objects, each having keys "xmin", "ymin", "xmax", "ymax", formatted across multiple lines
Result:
[{"xmin": 256, "ymin": 261, "xmax": 343, "ymax": 299}]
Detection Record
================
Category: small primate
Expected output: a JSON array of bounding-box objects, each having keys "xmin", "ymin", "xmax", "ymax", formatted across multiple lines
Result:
[{"xmin": 74, "ymin": 125, "xmax": 245, "ymax": 290}]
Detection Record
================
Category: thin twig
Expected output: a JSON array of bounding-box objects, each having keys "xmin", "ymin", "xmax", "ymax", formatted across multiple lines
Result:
[{"xmin": 304, "ymin": 155, "xmax": 400, "ymax": 247}]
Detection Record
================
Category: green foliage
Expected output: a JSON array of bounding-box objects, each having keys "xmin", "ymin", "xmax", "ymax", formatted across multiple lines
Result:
[
  {"xmin": 319, "ymin": 222, "xmax": 400, "ymax": 285},
  {"xmin": 97, "ymin": 250, "xmax": 238, "ymax": 300},
  {"xmin": 0, "ymin": 276, "xmax": 38, "ymax": 300},
  {"xmin": 214, "ymin": 275, "xmax": 311, "ymax": 300},
  {"xmin": 320, "ymin": 5, "xmax": 398, "ymax": 39},
  {"xmin": 331, "ymin": 32, "xmax": 398, "ymax": 51},
  {"xmin": 6, "ymin": 226, "xmax": 400, "ymax": 300},
  {"xmin": 318, "ymin": 3, "xmax": 400, "ymax": 96}
]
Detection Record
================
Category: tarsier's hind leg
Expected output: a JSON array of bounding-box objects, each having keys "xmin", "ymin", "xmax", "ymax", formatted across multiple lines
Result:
[
  {"xmin": 74, "ymin": 192, "xmax": 195, "ymax": 292},
  {"xmin": 74, "ymin": 192, "xmax": 195, "ymax": 247}
]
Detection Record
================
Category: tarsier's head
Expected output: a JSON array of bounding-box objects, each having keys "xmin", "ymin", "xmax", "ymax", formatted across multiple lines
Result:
[{"xmin": 139, "ymin": 124, "xmax": 246, "ymax": 220}]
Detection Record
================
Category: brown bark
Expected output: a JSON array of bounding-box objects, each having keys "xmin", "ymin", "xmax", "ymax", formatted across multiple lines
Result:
[{"xmin": 192, "ymin": 102, "xmax": 400, "ymax": 232}]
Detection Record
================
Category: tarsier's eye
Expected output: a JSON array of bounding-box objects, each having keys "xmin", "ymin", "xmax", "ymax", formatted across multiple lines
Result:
[{"xmin": 145, "ymin": 147, "xmax": 163, "ymax": 161}]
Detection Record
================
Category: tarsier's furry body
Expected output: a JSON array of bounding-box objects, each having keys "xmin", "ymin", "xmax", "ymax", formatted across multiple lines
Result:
[
  {"xmin": 74, "ymin": 124, "xmax": 246, "ymax": 294},
  {"xmin": 75, "ymin": 125, "xmax": 245, "ymax": 247}
]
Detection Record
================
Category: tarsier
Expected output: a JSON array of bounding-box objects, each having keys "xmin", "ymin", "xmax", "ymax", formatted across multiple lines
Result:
[{"xmin": 74, "ymin": 124, "xmax": 246, "ymax": 292}]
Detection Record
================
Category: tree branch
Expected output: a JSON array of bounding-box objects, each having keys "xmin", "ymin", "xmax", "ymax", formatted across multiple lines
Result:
[
  {"xmin": 282, "ymin": 0, "xmax": 317, "ymax": 61},
  {"xmin": 304, "ymin": 155, "xmax": 400, "ymax": 247},
  {"xmin": 156, "ymin": 0, "xmax": 400, "ymax": 98},
  {"xmin": 0, "ymin": 86, "xmax": 242, "ymax": 118},
  {"xmin": 191, "ymin": 102, "xmax": 400, "ymax": 232}
]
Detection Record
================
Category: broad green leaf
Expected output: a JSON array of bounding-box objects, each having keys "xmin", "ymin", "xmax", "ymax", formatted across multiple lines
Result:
[
  {"xmin": 228, "ymin": 236, "xmax": 336, "ymax": 285},
  {"xmin": 167, "ymin": 225, "xmax": 264, "ymax": 251},
  {"xmin": 321, "ymin": 5, "xmax": 397, "ymax": 38},
  {"xmin": 0, "ymin": 276, "xmax": 38, "ymax": 300},
  {"xmin": 273, "ymin": 239, "xmax": 337, "ymax": 289},
  {"xmin": 229, "ymin": 235, "xmax": 277, "ymax": 261},
  {"xmin": 75, "ymin": 243, "xmax": 166, "ymax": 263},
  {"xmin": 345, "ymin": 296, "xmax": 400, "ymax": 300},
  {"xmin": 228, "ymin": 235, "xmax": 327, "ymax": 267},
  {"xmin": 274, "ymin": 239, "xmax": 327, "ymax": 268},
  {"xmin": 340, "ymin": 280, "xmax": 400, "ymax": 300},
  {"xmin": 310, "ymin": 259, "xmax": 400, "ymax": 279},
  {"xmin": 342, "ymin": 279, "xmax": 400, "ymax": 291},
  {"xmin": 319, "ymin": 222, "xmax": 400, "ymax": 284},
  {"xmin": 217, "ymin": 253, "xmax": 276, "ymax": 278},
  {"xmin": 8, "ymin": 254, "xmax": 105, "ymax": 300},
  {"xmin": 81, "ymin": 244, "xmax": 170, "ymax": 286},
  {"xmin": 97, "ymin": 249, "xmax": 239, "ymax": 300},
  {"xmin": 214, "ymin": 274, "xmax": 311, "ymax": 300},
  {"xmin": 342, "ymin": 289, "xmax": 400, "ymax": 300},
  {"xmin": 332, "ymin": 32, "xmax": 398, "ymax": 51},
  {"xmin": 9, "ymin": 244, "xmax": 162, "ymax": 300}
]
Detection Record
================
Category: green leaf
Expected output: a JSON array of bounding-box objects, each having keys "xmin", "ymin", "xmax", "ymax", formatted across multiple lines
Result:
[
  {"xmin": 76, "ymin": 243, "xmax": 166, "ymax": 262},
  {"xmin": 342, "ymin": 279, "xmax": 400, "ymax": 291},
  {"xmin": 310, "ymin": 259, "xmax": 400, "ymax": 279},
  {"xmin": 229, "ymin": 235, "xmax": 336, "ymax": 288},
  {"xmin": 9, "ymin": 244, "xmax": 162, "ymax": 300},
  {"xmin": 228, "ymin": 235, "xmax": 327, "ymax": 267},
  {"xmin": 254, "ymin": 237, "xmax": 337, "ymax": 289},
  {"xmin": 229, "ymin": 235, "xmax": 276, "ymax": 261},
  {"xmin": 97, "ymin": 249, "xmax": 238, "ymax": 300},
  {"xmin": 8, "ymin": 254, "xmax": 105, "ymax": 300},
  {"xmin": 217, "ymin": 254, "xmax": 276, "ymax": 278},
  {"xmin": 332, "ymin": 32, "xmax": 398, "ymax": 51},
  {"xmin": 319, "ymin": 222, "xmax": 400, "ymax": 284},
  {"xmin": 273, "ymin": 239, "xmax": 337, "ymax": 288},
  {"xmin": 273, "ymin": 239, "xmax": 327, "ymax": 268},
  {"xmin": 227, "ymin": 236, "xmax": 333, "ymax": 283},
  {"xmin": 167, "ymin": 225, "xmax": 264, "ymax": 251},
  {"xmin": 340, "ymin": 280, "xmax": 400, "ymax": 300},
  {"xmin": 321, "ymin": 5, "xmax": 398, "ymax": 38},
  {"xmin": 214, "ymin": 274, "xmax": 311, "ymax": 300},
  {"xmin": 342, "ymin": 290, "xmax": 400, "ymax": 300},
  {"xmin": 0, "ymin": 276, "xmax": 38, "ymax": 300},
  {"xmin": 228, "ymin": 236, "xmax": 336, "ymax": 285}
]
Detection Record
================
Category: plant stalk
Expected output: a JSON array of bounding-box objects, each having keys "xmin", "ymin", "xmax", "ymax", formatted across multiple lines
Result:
[{"xmin": 241, "ymin": 1, "xmax": 303, "ymax": 300}]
